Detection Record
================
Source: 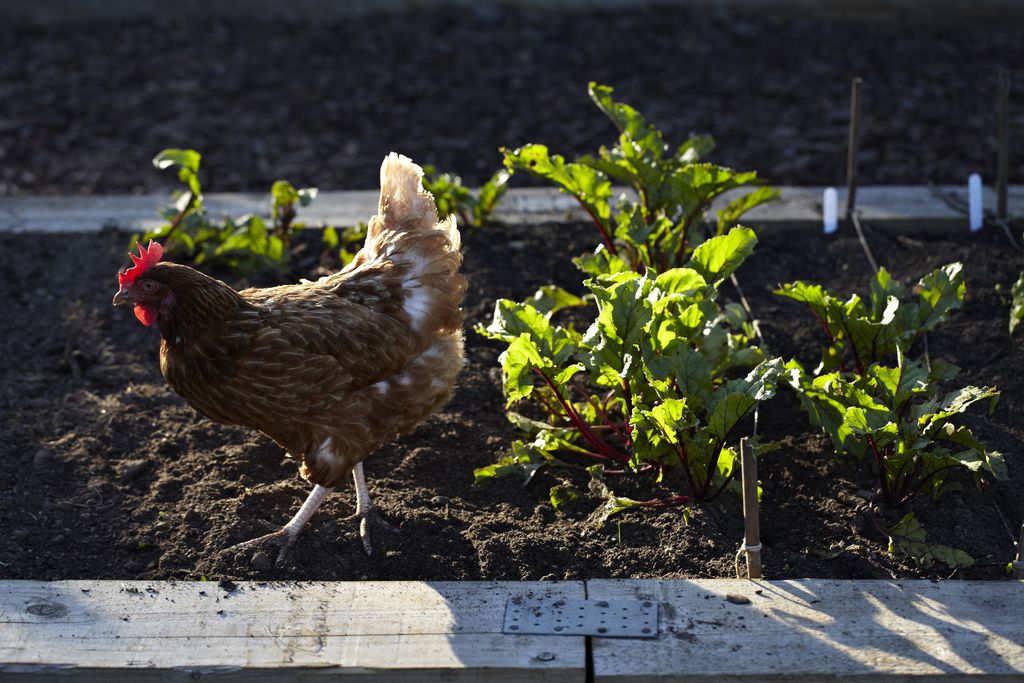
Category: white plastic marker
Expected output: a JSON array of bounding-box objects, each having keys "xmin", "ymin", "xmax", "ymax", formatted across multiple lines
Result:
[
  {"xmin": 968, "ymin": 173, "xmax": 983, "ymax": 232},
  {"xmin": 823, "ymin": 187, "xmax": 838, "ymax": 234}
]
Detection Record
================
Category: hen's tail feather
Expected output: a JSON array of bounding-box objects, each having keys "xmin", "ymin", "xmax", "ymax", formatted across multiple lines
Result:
[{"xmin": 356, "ymin": 153, "xmax": 466, "ymax": 339}]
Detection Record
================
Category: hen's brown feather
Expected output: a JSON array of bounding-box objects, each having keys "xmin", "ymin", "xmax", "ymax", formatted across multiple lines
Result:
[{"xmin": 148, "ymin": 154, "xmax": 465, "ymax": 488}]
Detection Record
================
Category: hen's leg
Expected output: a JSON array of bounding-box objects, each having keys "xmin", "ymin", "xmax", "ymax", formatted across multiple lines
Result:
[
  {"xmin": 353, "ymin": 462, "xmax": 394, "ymax": 556},
  {"xmin": 228, "ymin": 484, "xmax": 333, "ymax": 567}
]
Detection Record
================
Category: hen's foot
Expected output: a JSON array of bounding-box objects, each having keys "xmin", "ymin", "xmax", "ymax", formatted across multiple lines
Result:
[
  {"xmin": 357, "ymin": 506, "xmax": 397, "ymax": 556},
  {"xmin": 227, "ymin": 520, "xmax": 300, "ymax": 569}
]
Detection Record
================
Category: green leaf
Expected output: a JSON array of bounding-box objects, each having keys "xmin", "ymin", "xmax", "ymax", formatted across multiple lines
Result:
[
  {"xmin": 715, "ymin": 186, "xmax": 780, "ymax": 234},
  {"xmin": 687, "ymin": 226, "xmax": 757, "ymax": 284},
  {"xmin": 868, "ymin": 268, "xmax": 905, "ymax": 318},
  {"xmin": 887, "ymin": 513, "xmax": 974, "ymax": 569},
  {"xmin": 595, "ymin": 275, "xmax": 650, "ymax": 345},
  {"xmin": 549, "ymin": 484, "xmax": 579, "ymax": 510},
  {"xmin": 588, "ymin": 82, "xmax": 662, "ymax": 145},
  {"xmin": 500, "ymin": 334, "xmax": 548, "ymax": 405},
  {"xmin": 573, "ymin": 246, "xmax": 629, "ymax": 277},
  {"xmin": 527, "ymin": 285, "xmax": 587, "ymax": 318},
  {"xmin": 322, "ymin": 225, "xmax": 339, "ymax": 251},
  {"xmin": 705, "ymin": 358, "xmax": 784, "ymax": 439},
  {"xmin": 474, "ymin": 441, "xmax": 548, "ymax": 485},
  {"xmin": 642, "ymin": 342, "xmax": 713, "ymax": 406},
  {"xmin": 503, "ymin": 144, "xmax": 612, "ymax": 236},
  {"xmin": 153, "ymin": 148, "xmax": 200, "ymax": 173},
  {"xmin": 927, "ymin": 385, "xmax": 1000, "ymax": 422},
  {"xmin": 482, "ymin": 299, "xmax": 552, "ymax": 343},
  {"xmin": 676, "ymin": 135, "xmax": 715, "ymax": 163},
  {"xmin": 1010, "ymin": 271, "xmax": 1024, "ymax": 334},
  {"xmin": 271, "ymin": 179, "xmax": 299, "ymax": 207},
  {"xmin": 653, "ymin": 268, "xmax": 707, "ymax": 296},
  {"xmin": 917, "ymin": 263, "xmax": 965, "ymax": 332}
]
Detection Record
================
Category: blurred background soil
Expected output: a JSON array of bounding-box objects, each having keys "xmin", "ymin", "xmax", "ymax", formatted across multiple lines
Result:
[{"xmin": 0, "ymin": 2, "xmax": 1021, "ymax": 196}]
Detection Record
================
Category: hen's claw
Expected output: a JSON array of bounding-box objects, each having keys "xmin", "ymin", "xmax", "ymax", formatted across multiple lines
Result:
[
  {"xmin": 227, "ymin": 523, "xmax": 299, "ymax": 568},
  {"xmin": 358, "ymin": 506, "xmax": 397, "ymax": 556}
]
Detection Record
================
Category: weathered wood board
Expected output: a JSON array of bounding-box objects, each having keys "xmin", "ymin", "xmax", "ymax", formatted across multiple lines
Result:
[
  {"xmin": 0, "ymin": 580, "xmax": 586, "ymax": 681},
  {"xmin": 1, "ymin": 185, "xmax": 1019, "ymax": 233},
  {"xmin": 588, "ymin": 579, "xmax": 1024, "ymax": 682}
]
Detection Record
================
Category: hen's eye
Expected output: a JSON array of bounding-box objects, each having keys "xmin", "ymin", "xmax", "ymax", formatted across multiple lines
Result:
[{"xmin": 141, "ymin": 280, "xmax": 157, "ymax": 291}]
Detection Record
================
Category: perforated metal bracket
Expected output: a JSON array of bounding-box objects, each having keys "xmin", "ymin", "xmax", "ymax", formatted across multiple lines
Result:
[{"xmin": 502, "ymin": 596, "xmax": 659, "ymax": 638}]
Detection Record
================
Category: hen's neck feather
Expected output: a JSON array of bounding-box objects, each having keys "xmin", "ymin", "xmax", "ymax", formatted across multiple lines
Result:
[{"xmin": 150, "ymin": 263, "xmax": 253, "ymax": 340}]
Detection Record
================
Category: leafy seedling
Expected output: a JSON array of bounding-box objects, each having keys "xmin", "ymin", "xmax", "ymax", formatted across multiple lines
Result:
[
  {"xmin": 1010, "ymin": 271, "xmax": 1024, "ymax": 334},
  {"xmin": 478, "ymin": 227, "xmax": 780, "ymax": 505},
  {"xmin": 142, "ymin": 149, "xmax": 318, "ymax": 275},
  {"xmin": 503, "ymin": 83, "xmax": 778, "ymax": 275},
  {"xmin": 887, "ymin": 512, "xmax": 974, "ymax": 569},
  {"xmin": 422, "ymin": 165, "xmax": 510, "ymax": 228},
  {"xmin": 778, "ymin": 265, "xmax": 1004, "ymax": 509}
]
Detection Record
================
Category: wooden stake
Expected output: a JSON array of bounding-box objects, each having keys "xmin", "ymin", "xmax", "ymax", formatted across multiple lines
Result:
[
  {"xmin": 740, "ymin": 437, "xmax": 762, "ymax": 579},
  {"xmin": 997, "ymin": 69, "xmax": 1010, "ymax": 221},
  {"xmin": 1013, "ymin": 518, "xmax": 1024, "ymax": 580},
  {"xmin": 845, "ymin": 77, "xmax": 864, "ymax": 221}
]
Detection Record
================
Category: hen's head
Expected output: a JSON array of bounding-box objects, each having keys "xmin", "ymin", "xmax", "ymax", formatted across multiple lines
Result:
[{"xmin": 112, "ymin": 240, "xmax": 174, "ymax": 326}]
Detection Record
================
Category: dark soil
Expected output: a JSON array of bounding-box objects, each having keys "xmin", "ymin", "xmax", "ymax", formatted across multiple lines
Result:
[
  {"xmin": 1, "ymin": 220, "xmax": 1021, "ymax": 582},
  {"xmin": 1, "ymin": 5, "xmax": 1022, "ymax": 196}
]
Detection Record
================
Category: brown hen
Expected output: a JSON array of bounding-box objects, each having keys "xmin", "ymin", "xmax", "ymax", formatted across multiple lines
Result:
[{"xmin": 113, "ymin": 154, "xmax": 465, "ymax": 565}]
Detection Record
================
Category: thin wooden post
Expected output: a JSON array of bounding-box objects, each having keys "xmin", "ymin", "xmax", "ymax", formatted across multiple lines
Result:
[
  {"xmin": 740, "ymin": 437, "xmax": 762, "ymax": 579},
  {"xmin": 997, "ymin": 69, "xmax": 1011, "ymax": 221},
  {"xmin": 845, "ymin": 77, "xmax": 864, "ymax": 221},
  {"xmin": 1013, "ymin": 518, "xmax": 1024, "ymax": 580}
]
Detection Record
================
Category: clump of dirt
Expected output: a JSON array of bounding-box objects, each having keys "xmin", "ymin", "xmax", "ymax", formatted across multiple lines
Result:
[{"xmin": 0, "ymin": 221, "xmax": 1021, "ymax": 581}]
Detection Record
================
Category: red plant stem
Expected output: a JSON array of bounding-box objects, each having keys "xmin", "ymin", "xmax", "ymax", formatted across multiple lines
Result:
[
  {"xmin": 675, "ymin": 199, "xmax": 710, "ymax": 266},
  {"xmin": 632, "ymin": 495, "xmax": 691, "ymax": 508},
  {"xmin": 698, "ymin": 438, "xmax": 729, "ymax": 499},
  {"xmin": 603, "ymin": 464, "xmax": 659, "ymax": 476},
  {"xmin": 890, "ymin": 453, "xmax": 918, "ymax": 502},
  {"xmin": 897, "ymin": 464, "xmax": 962, "ymax": 507},
  {"xmin": 161, "ymin": 190, "xmax": 195, "ymax": 244},
  {"xmin": 806, "ymin": 306, "xmax": 848, "ymax": 374},
  {"xmin": 620, "ymin": 380, "xmax": 635, "ymax": 446},
  {"xmin": 533, "ymin": 368, "xmax": 630, "ymax": 464},
  {"xmin": 705, "ymin": 470, "xmax": 738, "ymax": 502},
  {"xmin": 535, "ymin": 390, "xmax": 561, "ymax": 421},
  {"xmin": 573, "ymin": 382, "xmax": 630, "ymax": 444},
  {"xmin": 866, "ymin": 435, "xmax": 893, "ymax": 506},
  {"xmin": 675, "ymin": 442, "xmax": 699, "ymax": 497},
  {"xmin": 576, "ymin": 198, "xmax": 618, "ymax": 257},
  {"xmin": 837, "ymin": 317, "xmax": 865, "ymax": 375}
]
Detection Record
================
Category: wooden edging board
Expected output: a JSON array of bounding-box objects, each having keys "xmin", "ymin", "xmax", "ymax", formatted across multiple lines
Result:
[
  {"xmin": 2, "ymin": 579, "xmax": 1022, "ymax": 680},
  {"xmin": 0, "ymin": 185, "xmax": 1020, "ymax": 233}
]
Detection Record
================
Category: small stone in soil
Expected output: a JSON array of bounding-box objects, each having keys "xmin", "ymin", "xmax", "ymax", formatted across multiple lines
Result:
[
  {"xmin": 251, "ymin": 550, "xmax": 274, "ymax": 572},
  {"xmin": 32, "ymin": 449, "xmax": 53, "ymax": 471},
  {"xmin": 726, "ymin": 594, "xmax": 751, "ymax": 605}
]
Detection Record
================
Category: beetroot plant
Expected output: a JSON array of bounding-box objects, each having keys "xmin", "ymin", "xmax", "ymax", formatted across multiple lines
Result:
[
  {"xmin": 776, "ymin": 264, "xmax": 1005, "ymax": 510},
  {"xmin": 478, "ymin": 84, "xmax": 781, "ymax": 514},
  {"xmin": 477, "ymin": 227, "xmax": 782, "ymax": 506},
  {"xmin": 502, "ymin": 83, "xmax": 778, "ymax": 276}
]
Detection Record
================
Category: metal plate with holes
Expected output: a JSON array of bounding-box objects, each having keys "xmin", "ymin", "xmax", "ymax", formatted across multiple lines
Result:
[{"xmin": 503, "ymin": 597, "xmax": 659, "ymax": 638}]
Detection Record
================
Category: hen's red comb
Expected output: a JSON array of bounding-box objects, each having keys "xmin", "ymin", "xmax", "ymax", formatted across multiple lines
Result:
[{"xmin": 118, "ymin": 240, "xmax": 163, "ymax": 286}]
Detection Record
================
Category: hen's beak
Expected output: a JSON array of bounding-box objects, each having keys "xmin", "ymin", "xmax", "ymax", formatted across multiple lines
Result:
[{"xmin": 112, "ymin": 287, "xmax": 131, "ymax": 306}]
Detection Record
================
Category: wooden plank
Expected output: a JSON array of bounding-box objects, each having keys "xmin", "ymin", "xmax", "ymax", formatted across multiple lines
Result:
[
  {"xmin": 0, "ymin": 185, "xmax": 1019, "ymax": 233},
  {"xmin": 588, "ymin": 579, "xmax": 1024, "ymax": 682},
  {"xmin": 0, "ymin": 580, "xmax": 585, "ymax": 681}
]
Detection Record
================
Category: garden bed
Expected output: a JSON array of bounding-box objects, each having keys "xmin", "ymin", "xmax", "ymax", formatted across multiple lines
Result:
[{"xmin": 1, "ymin": 219, "xmax": 1021, "ymax": 582}]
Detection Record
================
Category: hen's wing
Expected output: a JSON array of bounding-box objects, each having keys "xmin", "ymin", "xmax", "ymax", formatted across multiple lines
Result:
[{"xmin": 161, "ymin": 153, "xmax": 464, "ymax": 487}]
